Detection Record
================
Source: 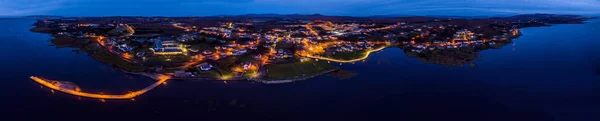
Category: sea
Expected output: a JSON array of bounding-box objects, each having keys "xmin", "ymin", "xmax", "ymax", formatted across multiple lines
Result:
[{"xmin": 0, "ymin": 18, "xmax": 598, "ymax": 121}]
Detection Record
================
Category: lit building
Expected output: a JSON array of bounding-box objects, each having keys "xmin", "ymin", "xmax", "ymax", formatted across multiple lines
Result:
[
  {"xmin": 197, "ymin": 62, "xmax": 214, "ymax": 71},
  {"xmin": 151, "ymin": 40, "xmax": 184, "ymax": 55}
]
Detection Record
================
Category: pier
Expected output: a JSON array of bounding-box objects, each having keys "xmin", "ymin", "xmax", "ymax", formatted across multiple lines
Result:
[{"xmin": 30, "ymin": 75, "xmax": 170, "ymax": 100}]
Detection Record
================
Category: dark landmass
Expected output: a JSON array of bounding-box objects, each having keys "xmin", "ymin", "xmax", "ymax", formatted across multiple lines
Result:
[
  {"xmin": 24, "ymin": 15, "xmax": 64, "ymax": 20},
  {"xmin": 28, "ymin": 13, "xmax": 592, "ymax": 82},
  {"xmin": 0, "ymin": 18, "xmax": 22, "ymax": 20}
]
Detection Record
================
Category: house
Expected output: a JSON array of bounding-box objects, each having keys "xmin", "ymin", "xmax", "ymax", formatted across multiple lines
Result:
[
  {"xmin": 137, "ymin": 52, "xmax": 145, "ymax": 57},
  {"xmin": 174, "ymin": 70, "xmax": 193, "ymax": 77},
  {"xmin": 151, "ymin": 40, "xmax": 183, "ymax": 55},
  {"xmin": 254, "ymin": 54, "xmax": 263, "ymax": 60},
  {"xmin": 77, "ymin": 24, "xmax": 100, "ymax": 27},
  {"xmin": 202, "ymin": 50, "xmax": 213, "ymax": 55},
  {"xmin": 242, "ymin": 62, "xmax": 257, "ymax": 71},
  {"xmin": 118, "ymin": 44, "xmax": 135, "ymax": 52},
  {"xmin": 300, "ymin": 57, "xmax": 310, "ymax": 62},
  {"xmin": 190, "ymin": 48, "xmax": 199, "ymax": 53},
  {"xmin": 197, "ymin": 62, "xmax": 214, "ymax": 71},
  {"xmin": 232, "ymin": 49, "xmax": 247, "ymax": 56}
]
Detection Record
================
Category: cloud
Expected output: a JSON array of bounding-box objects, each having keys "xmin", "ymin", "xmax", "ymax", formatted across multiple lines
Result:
[
  {"xmin": 0, "ymin": 0, "xmax": 598, "ymax": 16},
  {"xmin": 0, "ymin": 0, "xmax": 67, "ymax": 15}
]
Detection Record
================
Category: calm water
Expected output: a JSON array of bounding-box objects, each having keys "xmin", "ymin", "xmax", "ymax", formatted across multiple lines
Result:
[{"xmin": 0, "ymin": 19, "xmax": 598, "ymax": 121}]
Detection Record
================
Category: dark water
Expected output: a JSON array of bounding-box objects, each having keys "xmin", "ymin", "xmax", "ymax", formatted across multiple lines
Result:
[{"xmin": 0, "ymin": 19, "xmax": 598, "ymax": 121}]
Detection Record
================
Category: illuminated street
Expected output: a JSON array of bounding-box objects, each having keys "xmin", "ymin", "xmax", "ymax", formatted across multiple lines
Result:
[
  {"xmin": 30, "ymin": 75, "xmax": 171, "ymax": 100},
  {"xmin": 304, "ymin": 46, "xmax": 387, "ymax": 63}
]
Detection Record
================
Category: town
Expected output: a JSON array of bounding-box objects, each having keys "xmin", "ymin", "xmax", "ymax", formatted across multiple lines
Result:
[{"xmin": 30, "ymin": 14, "xmax": 593, "ymax": 83}]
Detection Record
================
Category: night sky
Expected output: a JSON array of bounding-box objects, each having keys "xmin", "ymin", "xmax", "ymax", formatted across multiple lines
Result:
[{"xmin": 1, "ymin": 0, "xmax": 599, "ymax": 16}]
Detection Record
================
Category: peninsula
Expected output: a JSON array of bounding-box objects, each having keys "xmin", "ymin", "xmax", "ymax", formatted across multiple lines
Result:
[{"xmin": 28, "ymin": 14, "xmax": 593, "ymax": 99}]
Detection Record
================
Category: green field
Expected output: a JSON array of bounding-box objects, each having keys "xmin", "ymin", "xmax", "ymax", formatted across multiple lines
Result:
[
  {"xmin": 243, "ymin": 71, "xmax": 259, "ymax": 77},
  {"xmin": 146, "ymin": 55, "xmax": 191, "ymax": 63},
  {"xmin": 107, "ymin": 26, "xmax": 132, "ymax": 35},
  {"xmin": 30, "ymin": 27, "xmax": 57, "ymax": 33},
  {"xmin": 215, "ymin": 56, "xmax": 237, "ymax": 72},
  {"xmin": 195, "ymin": 70, "xmax": 221, "ymax": 77},
  {"xmin": 50, "ymin": 36, "xmax": 90, "ymax": 48},
  {"xmin": 328, "ymin": 51, "xmax": 367, "ymax": 60},
  {"xmin": 237, "ymin": 53, "xmax": 258, "ymax": 63},
  {"xmin": 87, "ymin": 46, "xmax": 146, "ymax": 72},
  {"xmin": 264, "ymin": 60, "xmax": 337, "ymax": 79}
]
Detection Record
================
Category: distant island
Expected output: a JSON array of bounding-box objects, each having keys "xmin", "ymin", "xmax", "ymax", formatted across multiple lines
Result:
[
  {"xmin": 0, "ymin": 18, "xmax": 22, "ymax": 20},
  {"xmin": 29, "ymin": 13, "xmax": 594, "ymax": 84}
]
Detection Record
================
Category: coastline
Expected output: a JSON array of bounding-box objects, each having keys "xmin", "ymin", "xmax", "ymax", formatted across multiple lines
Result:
[
  {"xmin": 27, "ymin": 14, "xmax": 591, "ymax": 84},
  {"xmin": 122, "ymin": 66, "xmax": 340, "ymax": 84},
  {"xmin": 120, "ymin": 70, "xmax": 164, "ymax": 81},
  {"xmin": 250, "ymin": 68, "xmax": 339, "ymax": 84}
]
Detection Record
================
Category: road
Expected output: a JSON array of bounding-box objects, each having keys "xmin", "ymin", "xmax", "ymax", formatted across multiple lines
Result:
[
  {"xmin": 173, "ymin": 24, "xmax": 191, "ymax": 31},
  {"xmin": 30, "ymin": 74, "xmax": 170, "ymax": 100},
  {"xmin": 124, "ymin": 24, "xmax": 135, "ymax": 36},
  {"xmin": 303, "ymin": 46, "xmax": 387, "ymax": 63},
  {"xmin": 305, "ymin": 22, "xmax": 323, "ymax": 40}
]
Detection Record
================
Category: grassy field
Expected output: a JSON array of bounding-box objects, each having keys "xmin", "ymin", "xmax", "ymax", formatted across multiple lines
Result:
[
  {"xmin": 137, "ymin": 48, "xmax": 152, "ymax": 54},
  {"xmin": 195, "ymin": 70, "xmax": 221, "ymax": 77},
  {"xmin": 243, "ymin": 71, "xmax": 259, "ymax": 77},
  {"xmin": 264, "ymin": 60, "xmax": 337, "ymax": 79},
  {"xmin": 146, "ymin": 55, "xmax": 191, "ymax": 63},
  {"xmin": 50, "ymin": 36, "xmax": 90, "ymax": 48},
  {"xmin": 30, "ymin": 27, "xmax": 57, "ymax": 33},
  {"xmin": 215, "ymin": 56, "xmax": 238, "ymax": 72},
  {"xmin": 88, "ymin": 46, "xmax": 146, "ymax": 72},
  {"xmin": 237, "ymin": 53, "xmax": 258, "ymax": 63},
  {"xmin": 329, "ymin": 51, "xmax": 367, "ymax": 60},
  {"xmin": 107, "ymin": 26, "xmax": 132, "ymax": 35}
]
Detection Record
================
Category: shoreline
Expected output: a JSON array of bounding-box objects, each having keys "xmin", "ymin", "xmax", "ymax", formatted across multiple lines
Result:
[
  {"xmin": 250, "ymin": 68, "xmax": 339, "ymax": 84},
  {"xmin": 121, "ymin": 67, "xmax": 340, "ymax": 84},
  {"xmin": 27, "ymin": 14, "xmax": 590, "ymax": 84},
  {"xmin": 303, "ymin": 46, "xmax": 387, "ymax": 63}
]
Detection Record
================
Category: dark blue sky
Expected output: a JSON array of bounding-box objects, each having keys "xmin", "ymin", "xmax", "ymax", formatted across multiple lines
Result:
[{"xmin": 2, "ymin": 0, "xmax": 599, "ymax": 16}]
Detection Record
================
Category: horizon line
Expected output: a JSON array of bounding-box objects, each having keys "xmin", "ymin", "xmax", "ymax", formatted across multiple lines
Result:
[{"xmin": 4, "ymin": 13, "xmax": 599, "ymax": 18}]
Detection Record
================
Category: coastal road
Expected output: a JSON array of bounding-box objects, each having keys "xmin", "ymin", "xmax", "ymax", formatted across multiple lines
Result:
[
  {"xmin": 303, "ymin": 46, "xmax": 387, "ymax": 63},
  {"xmin": 30, "ymin": 74, "xmax": 170, "ymax": 100}
]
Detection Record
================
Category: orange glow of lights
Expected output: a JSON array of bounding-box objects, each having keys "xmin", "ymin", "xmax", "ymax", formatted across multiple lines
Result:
[
  {"xmin": 232, "ymin": 67, "xmax": 243, "ymax": 72},
  {"xmin": 183, "ymin": 55, "xmax": 204, "ymax": 68},
  {"xmin": 248, "ymin": 64, "xmax": 258, "ymax": 71},
  {"xmin": 95, "ymin": 36, "xmax": 106, "ymax": 46},
  {"xmin": 122, "ymin": 53, "xmax": 133, "ymax": 60},
  {"xmin": 304, "ymin": 46, "xmax": 386, "ymax": 63},
  {"xmin": 30, "ymin": 75, "xmax": 171, "ymax": 100},
  {"xmin": 220, "ymin": 75, "xmax": 233, "ymax": 80}
]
